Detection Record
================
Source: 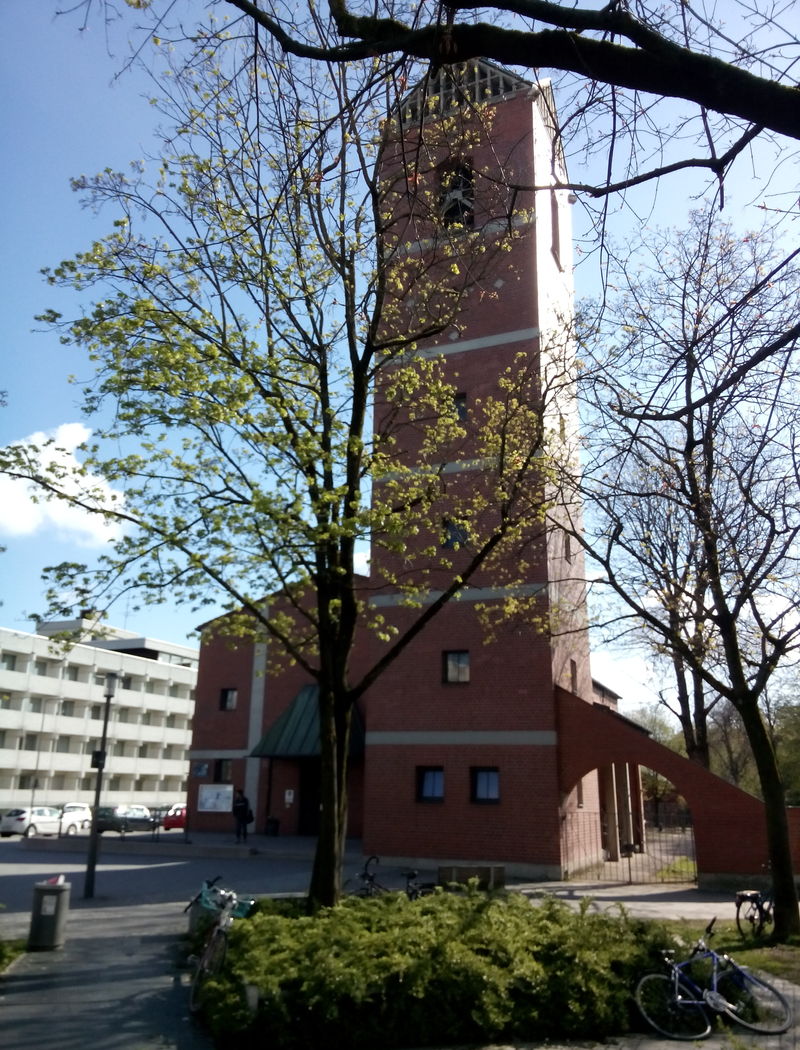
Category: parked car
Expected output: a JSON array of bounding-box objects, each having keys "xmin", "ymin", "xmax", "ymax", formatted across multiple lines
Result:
[
  {"xmin": 161, "ymin": 803, "xmax": 186, "ymax": 831},
  {"xmin": 0, "ymin": 806, "xmax": 62, "ymax": 838},
  {"xmin": 95, "ymin": 804, "xmax": 156, "ymax": 834},
  {"xmin": 60, "ymin": 802, "xmax": 93, "ymax": 835}
]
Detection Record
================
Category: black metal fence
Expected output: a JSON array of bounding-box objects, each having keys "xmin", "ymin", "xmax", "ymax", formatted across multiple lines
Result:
[{"xmin": 562, "ymin": 808, "xmax": 696, "ymax": 884}]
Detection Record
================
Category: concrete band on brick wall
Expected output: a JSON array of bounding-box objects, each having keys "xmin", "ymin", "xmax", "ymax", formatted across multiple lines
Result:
[
  {"xmin": 420, "ymin": 325, "xmax": 539, "ymax": 358},
  {"xmin": 365, "ymin": 731, "xmax": 557, "ymax": 746},
  {"xmin": 368, "ymin": 583, "xmax": 546, "ymax": 607}
]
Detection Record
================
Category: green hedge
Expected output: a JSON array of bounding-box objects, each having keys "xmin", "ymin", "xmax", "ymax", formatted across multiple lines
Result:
[{"xmin": 198, "ymin": 888, "xmax": 671, "ymax": 1049}]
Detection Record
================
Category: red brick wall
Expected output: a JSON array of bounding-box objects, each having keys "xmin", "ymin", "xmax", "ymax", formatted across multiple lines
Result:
[{"xmin": 556, "ymin": 686, "xmax": 800, "ymax": 882}]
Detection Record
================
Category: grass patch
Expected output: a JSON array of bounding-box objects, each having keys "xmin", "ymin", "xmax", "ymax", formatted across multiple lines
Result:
[
  {"xmin": 0, "ymin": 938, "xmax": 26, "ymax": 973},
  {"xmin": 195, "ymin": 889, "xmax": 675, "ymax": 1050},
  {"xmin": 654, "ymin": 856, "xmax": 696, "ymax": 881}
]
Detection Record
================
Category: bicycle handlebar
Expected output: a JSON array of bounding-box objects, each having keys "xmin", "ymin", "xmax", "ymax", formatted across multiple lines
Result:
[{"xmin": 184, "ymin": 874, "xmax": 223, "ymax": 912}]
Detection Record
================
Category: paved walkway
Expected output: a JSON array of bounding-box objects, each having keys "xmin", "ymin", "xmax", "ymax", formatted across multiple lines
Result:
[{"xmin": 0, "ymin": 834, "xmax": 797, "ymax": 1050}]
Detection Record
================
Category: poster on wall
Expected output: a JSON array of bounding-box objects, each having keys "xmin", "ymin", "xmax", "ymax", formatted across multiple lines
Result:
[{"xmin": 197, "ymin": 783, "xmax": 234, "ymax": 813}]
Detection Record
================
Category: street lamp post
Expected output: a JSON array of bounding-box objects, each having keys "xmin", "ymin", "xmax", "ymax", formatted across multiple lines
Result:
[{"xmin": 83, "ymin": 672, "xmax": 117, "ymax": 899}]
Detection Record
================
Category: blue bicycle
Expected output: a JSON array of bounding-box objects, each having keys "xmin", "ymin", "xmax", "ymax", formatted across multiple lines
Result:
[{"xmin": 635, "ymin": 917, "xmax": 792, "ymax": 1039}]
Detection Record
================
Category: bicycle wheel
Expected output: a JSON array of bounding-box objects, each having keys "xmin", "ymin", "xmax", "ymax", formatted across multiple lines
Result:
[
  {"xmin": 717, "ymin": 967, "xmax": 792, "ymax": 1034},
  {"xmin": 189, "ymin": 930, "xmax": 228, "ymax": 1014},
  {"xmin": 635, "ymin": 973, "xmax": 711, "ymax": 1040},
  {"xmin": 736, "ymin": 897, "xmax": 766, "ymax": 938}
]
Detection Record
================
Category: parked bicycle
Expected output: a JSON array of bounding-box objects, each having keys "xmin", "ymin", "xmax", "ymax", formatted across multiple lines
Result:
[
  {"xmin": 185, "ymin": 877, "xmax": 255, "ymax": 1014},
  {"xmin": 401, "ymin": 868, "xmax": 439, "ymax": 900},
  {"xmin": 635, "ymin": 917, "xmax": 792, "ymax": 1040},
  {"xmin": 735, "ymin": 887, "xmax": 774, "ymax": 939},
  {"xmin": 349, "ymin": 855, "xmax": 390, "ymax": 897}
]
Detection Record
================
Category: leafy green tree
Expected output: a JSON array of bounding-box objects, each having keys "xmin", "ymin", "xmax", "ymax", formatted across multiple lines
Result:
[
  {"xmin": 571, "ymin": 208, "xmax": 800, "ymax": 937},
  {"xmin": 9, "ymin": 24, "xmax": 574, "ymax": 906}
]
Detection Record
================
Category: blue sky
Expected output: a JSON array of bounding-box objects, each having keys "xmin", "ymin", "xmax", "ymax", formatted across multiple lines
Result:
[{"xmin": 0, "ymin": 5, "xmax": 208, "ymax": 644}]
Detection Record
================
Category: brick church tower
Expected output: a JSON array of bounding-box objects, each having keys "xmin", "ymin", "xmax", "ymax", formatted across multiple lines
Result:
[{"xmin": 358, "ymin": 62, "xmax": 595, "ymax": 876}]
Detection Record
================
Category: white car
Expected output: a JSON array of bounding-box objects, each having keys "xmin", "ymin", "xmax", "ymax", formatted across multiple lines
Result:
[
  {"xmin": 0, "ymin": 806, "xmax": 62, "ymax": 837},
  {"xmin": 60, "ymin": 802, "xmax": 93, "ymax": 835}
]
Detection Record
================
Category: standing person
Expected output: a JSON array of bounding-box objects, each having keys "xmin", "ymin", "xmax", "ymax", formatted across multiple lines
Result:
[{"xmin": 233, "ymin": 787, "xmax": 251, "ymax": 843}]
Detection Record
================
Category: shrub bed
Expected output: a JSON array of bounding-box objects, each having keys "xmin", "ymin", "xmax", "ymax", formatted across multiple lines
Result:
[{"xmin": 197, "ymin": 888, "xmax": 672, "ymax": 1049}]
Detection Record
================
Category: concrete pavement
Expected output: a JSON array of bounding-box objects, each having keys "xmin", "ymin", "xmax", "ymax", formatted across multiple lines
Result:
[{"xmin": 1, "ymin": 833, "xmax": 798, "ymax": 1050}]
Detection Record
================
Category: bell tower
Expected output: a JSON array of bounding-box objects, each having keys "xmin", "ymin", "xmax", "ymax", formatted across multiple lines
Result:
[{"xmin": 362, "ymin": 62, "xmax": 593, "ymax": 875}]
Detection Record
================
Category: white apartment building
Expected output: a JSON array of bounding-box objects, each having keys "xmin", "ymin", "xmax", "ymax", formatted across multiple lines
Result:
[{"xmin": 0, "ymin": 614, "xmax": 197, "ymax": 813}]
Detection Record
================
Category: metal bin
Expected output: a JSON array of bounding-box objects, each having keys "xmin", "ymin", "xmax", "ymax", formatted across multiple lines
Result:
[{"xmin": 28, "ymin": 879, "xmax": 71, "ymax": 950}]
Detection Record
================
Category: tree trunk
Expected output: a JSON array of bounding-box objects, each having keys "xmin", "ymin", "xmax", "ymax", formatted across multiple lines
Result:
[
  {"xmin": 737, "ymin": 698, "xmax": 800, "ymax": 939},
  {"xmin": 307, "ymin": 683, "xmax": 352, "ymax": 909}
]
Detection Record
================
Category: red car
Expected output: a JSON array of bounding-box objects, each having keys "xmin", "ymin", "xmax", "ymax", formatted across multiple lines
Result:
[{"xmin": 162, "ymin": 804, "xmax": 186, "ymax": 830}]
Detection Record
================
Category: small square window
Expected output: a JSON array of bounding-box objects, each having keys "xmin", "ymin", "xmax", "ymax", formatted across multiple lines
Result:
[
  {"xmin": 442, "ymin": 518, "xmax": 469, "ymax": 550},
  {"xmin": 471, "ymin": 767, "xmax": 500, "ymax": 803},
  {"xmin": 443, "ymin": 650, "xmax": 470, "ymax": 684},
  {"xmin": 213, "ymin": 758, "xmax": 232, "ymax": 783},
  {"xmin": 454, "ymin": 393, "xmax": 467, "ymax": 421},
  {"xmin": 219, "ymin": 688, "xmax": 238, "ymax": 711},
  {"xmin": 416, "ymin": 766, "xmax": 444, "ymax": 802}
]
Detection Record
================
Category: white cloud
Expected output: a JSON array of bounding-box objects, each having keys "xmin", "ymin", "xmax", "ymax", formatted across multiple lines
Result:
[{"xmin": 0, "ymin": 423, "xmax": 124, "ymax": 547}]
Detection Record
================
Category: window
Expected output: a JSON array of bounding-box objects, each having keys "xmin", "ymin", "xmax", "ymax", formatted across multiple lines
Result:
[
  {"xmin": 141, "ymin": 711, "xmax": 152, "ymax": 726},
  {"xmin": 166, "ymin": 713, "xmax": 176, "ymax": 729},
  {"xmin": 219, "ymin": 688, "xmax": 238, "ymax": 711},
  {"xmin": 55, "ymin": 737, "xmax": 71, "ymax": 753},
  {"xmin": 213, "ymin": 759, "xmax": 232, "ymax": 783},
  {"xmin": 34, "ymin": 659, "xmax": 48, "ymax": 676},
  {"xmin": 416, "ymin": 766, "xmax": 444, "ymax": 802},
  {"xmin": 442, "ymin": 518, "xmax": 469, "ymax": 550},
  {"xmin": 550, "ymin": 187, "xmax": 561, "ymax": 265},
  {"xmin": 0, "ymin": 730, "xmax": 5, "ymax": 748},
  {"xmin": 443, "ymin": 650, "xmax": 470, "ymax": 684},
  {"xmin": 570, "ymin": 658, "xmax": 578, "ymax": 694},
  {"xmin": 120, "ymin": 675, "xmax": 133, "ymax": 691},
  {"xmin": 439, "ymin": 161, "xmax": 474, "ymax": 228},
  {"xmin": 22, "ymin": 734, "xmax": 38, "ymax": 752},
  {"xmin": 28, "ymin": 697, "xmax": 43, "ymax": 714},
  {"xmin": 1, "ymin": 652, "xmax": 17, "ymax": 672},
  {"xmin": 90, "ymin": 704, "xmax": 102, "ymax": 721},
  {"xmin": 114, "ymin": 741, "xmax": 127, "ymax": 757},
  {"xmin": 454, "ymin": 392, "xmax": 468, "ymax": 421},
  {"xmin": 60, "ymin": 699, "xmax": 75, "ymax": 718},
  {"xmin": 471, "ymin": 767, "xmax": 500, "ymax": 803},
  {"xmin": 65, "ymin": 664, "xmax": 80, "ymax": 682},
  {"xmin": 138, "ymin": 743, "xmax": 149, "ymax": 758}
]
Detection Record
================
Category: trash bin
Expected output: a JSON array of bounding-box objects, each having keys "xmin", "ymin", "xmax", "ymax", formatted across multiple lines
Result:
[
  {"xmin": 28, "ymin": 879, "xmax": 71, "ymax": 950},
  {"xmin": 266, "ymin": 817, "xmax": 280, "ymax": 836}
]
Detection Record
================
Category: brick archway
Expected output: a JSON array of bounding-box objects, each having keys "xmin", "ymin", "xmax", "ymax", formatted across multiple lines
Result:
[{"xmin": 556, "ymin": 687, "xmax": 800, "ymax": 887}]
